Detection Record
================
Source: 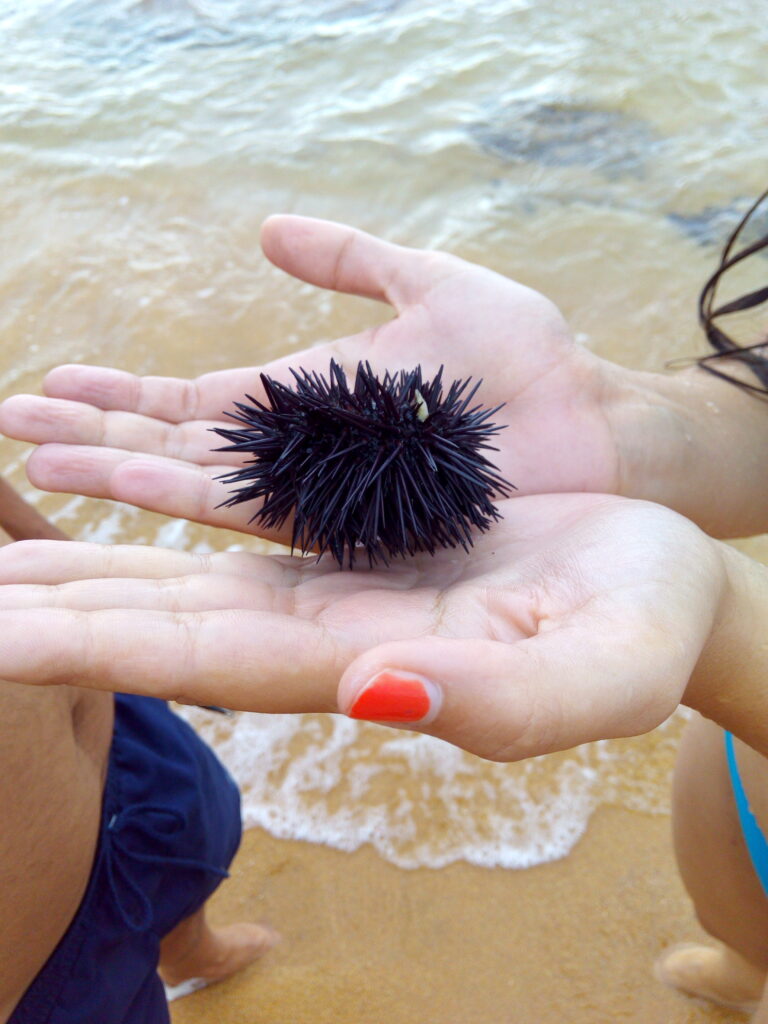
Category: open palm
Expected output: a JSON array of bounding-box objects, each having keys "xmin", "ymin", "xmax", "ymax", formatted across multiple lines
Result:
[
  {"xmin": 0, "ymin": 217, "xmax": 623, "ymax": 542},
  {"xmin": 0, "ymin": 494, "xmax": 721, "ymax": 761}
]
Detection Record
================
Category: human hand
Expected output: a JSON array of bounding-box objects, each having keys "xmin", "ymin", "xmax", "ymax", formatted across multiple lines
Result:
[
  {"xmin": 0, "ymin": 217, "xmax": 629, "ymax": 542},
  {"xmin": 0, "ymin": 494, "xmax": 730, "ymax": 761}
]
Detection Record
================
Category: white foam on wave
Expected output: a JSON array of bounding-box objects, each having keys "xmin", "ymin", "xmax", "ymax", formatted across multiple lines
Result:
[{"xmin": 180, "ymin": 705, "xmax": 686, "ymax": 870}]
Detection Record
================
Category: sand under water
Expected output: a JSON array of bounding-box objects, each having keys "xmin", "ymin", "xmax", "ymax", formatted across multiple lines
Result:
[{"xmin": 2, "ymin": 1, "xmax": 768, "ymax": 1020}]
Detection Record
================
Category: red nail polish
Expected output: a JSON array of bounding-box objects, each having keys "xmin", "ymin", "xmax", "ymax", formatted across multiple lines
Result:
[{"xmin": 348, "ymin": 672, "xmax": 431, "ymax": 723}]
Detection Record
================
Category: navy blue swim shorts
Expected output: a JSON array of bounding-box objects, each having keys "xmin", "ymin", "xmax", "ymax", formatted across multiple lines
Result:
[{"xmin": 9, "ymin": 694, "xmax": 242, "ymax": 1024}]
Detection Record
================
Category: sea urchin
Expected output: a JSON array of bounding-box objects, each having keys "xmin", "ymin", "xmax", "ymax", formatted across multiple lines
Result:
[{"xmin": 213, "ymin": 360, "xmax": 514, "ymax": 568}]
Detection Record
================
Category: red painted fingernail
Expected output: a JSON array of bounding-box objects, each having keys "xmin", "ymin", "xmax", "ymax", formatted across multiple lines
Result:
[{"xmin": 348, "ymin": 672, "xmax": 433, "ymax": 723}]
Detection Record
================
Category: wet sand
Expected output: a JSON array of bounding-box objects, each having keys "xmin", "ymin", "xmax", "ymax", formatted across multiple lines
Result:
[{"xmin": 171, "ymin": 783, "xmax": 739, "ymax": 1024}]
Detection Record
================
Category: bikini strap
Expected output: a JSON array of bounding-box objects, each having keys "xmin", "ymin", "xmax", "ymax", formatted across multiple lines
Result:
[{"xmin": 724, "ymin": 730, "xmax": 768, "ymax": 901}]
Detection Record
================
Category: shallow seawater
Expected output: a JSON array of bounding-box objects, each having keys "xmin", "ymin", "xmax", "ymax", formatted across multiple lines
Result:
[{"xmin": 1, "ymin": 0, "xmax": 767, "ymax": 868}]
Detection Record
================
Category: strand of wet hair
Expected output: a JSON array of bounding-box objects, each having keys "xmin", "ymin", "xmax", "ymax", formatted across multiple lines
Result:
[{"xmin": 696, "ymin": 187, "xmax": 768, "ymax": 395}]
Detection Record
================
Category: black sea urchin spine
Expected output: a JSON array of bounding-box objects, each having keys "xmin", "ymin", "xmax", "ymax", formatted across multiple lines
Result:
[{"xmin": 213, "ymin": 360, "xmax": 514, "ymax": 568}]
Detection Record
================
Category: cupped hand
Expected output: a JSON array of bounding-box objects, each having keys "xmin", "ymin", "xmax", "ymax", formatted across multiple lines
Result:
[
  {"xmin": 0, "ymin": 217, "xmax": 625, "ymax": 541},
  {"xmin": 0, "ymin": 494, "xmax": 725, "ymax": 761}
]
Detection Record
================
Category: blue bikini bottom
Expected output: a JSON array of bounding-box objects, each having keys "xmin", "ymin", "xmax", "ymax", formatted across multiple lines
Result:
[{"xmin": 725, "ymin": 730, "xmax": 768, "ymax": 900}]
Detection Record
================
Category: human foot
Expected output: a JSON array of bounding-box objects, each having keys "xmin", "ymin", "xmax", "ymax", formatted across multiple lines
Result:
[
  {"xmin": 159, "ymin": 918, "xmax": 278, "ymax": 987},
  {"xmin": 655, "ymin": 942, "xmax": 766, "ymax": 1012}
]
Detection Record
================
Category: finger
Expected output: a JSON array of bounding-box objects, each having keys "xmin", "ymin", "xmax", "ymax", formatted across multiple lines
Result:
[
  {"xmin": 337, "ymin": 622, "xmax": 695, "ymax": 761},
  {"xmin": 42, "ymin": 364, "xmax": 259, "ymax": 423},
  {"xmin": 0, "ymin": 558, "xmax": 408, "ymax": 608},
  {"xmin": 0, "ymin": 573, "xmax": 287, "ymax": 614},
  {"xmin": 39, "ymin": 342, "xmax": 377, "ymax": 424},
  {"xmin": 0, "ymin": 540, "xmax": 288, "ymax": 585},
  {"xmin": 41, "ymin": 364, "xmax": 288, "ymax": 424},
  {"xmin": 0, "ymin": 608, "xmax": 341, "ymax": 712},
  {"xmin": 0, "ymin": 395, "xmax": 244, "ymax": 466},
  {"xmin": 0, "ymin": 540, "xmax": 202, "ymax": 583},
  {"xmin": 25, "ymin": 445, "xmax": 270, "ymax": 534},
  {"xmin": 261, "ymin": 214, "xmax": 459, "ymax": 309}
]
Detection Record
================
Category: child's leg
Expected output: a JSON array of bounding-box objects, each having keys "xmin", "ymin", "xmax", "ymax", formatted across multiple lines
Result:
[
  {"xmin": 0, "ymin": 477, "xmax": 67, "ymax": 541},
  {"xmin": 657, "ymin": 713, "xmax": 768, "ymax": 1009}
]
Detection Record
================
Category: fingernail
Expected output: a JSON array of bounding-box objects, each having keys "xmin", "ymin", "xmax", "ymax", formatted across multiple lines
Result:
[{"xmin": 347, "ymin": 671, "xmax": 440, "ymax": 724}]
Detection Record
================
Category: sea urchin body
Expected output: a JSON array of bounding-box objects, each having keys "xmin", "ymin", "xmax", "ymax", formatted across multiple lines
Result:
[{"xmin": 213, "ymin": 360, "xmax": 514, "ymax": 568}]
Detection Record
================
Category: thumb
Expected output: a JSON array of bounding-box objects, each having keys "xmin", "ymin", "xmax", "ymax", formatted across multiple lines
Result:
[
  {"xmin": 260, "ymin": 214, "xmax": 455, "ymax": 309},
  {"xmin": 337, "ymin": 628, "xmax": 688, "ymax": 762}
]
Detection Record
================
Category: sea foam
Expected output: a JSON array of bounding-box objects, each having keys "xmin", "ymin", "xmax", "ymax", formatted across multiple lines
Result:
[{"xmin": 180, "ymin": 705, "xmax": 686, "ymax": 870}]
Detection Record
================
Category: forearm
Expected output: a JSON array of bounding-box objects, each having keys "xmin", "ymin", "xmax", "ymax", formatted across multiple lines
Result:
[
  {"xmin": 611, "ymin": 365, "xmax": 768, "ymax": 538},
  {"xmin": 0, "ymin": 478, "xmax": 67, "ymax": 541},
  {"xmin": 685, "ymin": 540, "xmax": 768, "ymax": 757}
]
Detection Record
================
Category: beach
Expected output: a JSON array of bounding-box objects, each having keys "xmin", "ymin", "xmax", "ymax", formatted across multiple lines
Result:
[
  {"xmin": 2, "ymin": 2, "xmax": 768, "ymax": 1020},
  {"xmin": 171, "ymin": 798, "xmax": 738, "ymax": 1023}
]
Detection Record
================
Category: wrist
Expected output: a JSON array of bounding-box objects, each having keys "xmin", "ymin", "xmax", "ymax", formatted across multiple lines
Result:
[
  {"xmin": 606, "ymin": 365, "xmax": 695, "ymax": 507},
  {"xmin": 608, "ymin": 365, "xmax": 768, "ymax": 537},
  {"xmin": 684, "ymin": 540, "xmax": 768, "ymax": 756}
]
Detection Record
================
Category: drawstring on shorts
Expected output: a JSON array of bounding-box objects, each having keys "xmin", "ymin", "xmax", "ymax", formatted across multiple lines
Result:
[{"xmin": 105, "ymin": 803, "xmax": 229, "ymax": 932}]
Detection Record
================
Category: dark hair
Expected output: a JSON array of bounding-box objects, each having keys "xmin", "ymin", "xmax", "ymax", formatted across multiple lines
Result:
[{"xmin": 697, "ymin": 188, "xmax": 768, "ymax": 394}]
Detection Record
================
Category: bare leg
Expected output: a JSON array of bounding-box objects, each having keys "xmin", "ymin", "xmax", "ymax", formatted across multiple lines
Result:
[
  {"xmin": 656, "ymin": 713, "xmax": 768, "ymax": 1011},
  {"xmin": 0, "ymin": 478, "xmax": 67, "ymax": 542},
  {"xmin": 159, "ymin": 904, "xmax": 277, "ymax": 986}
]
